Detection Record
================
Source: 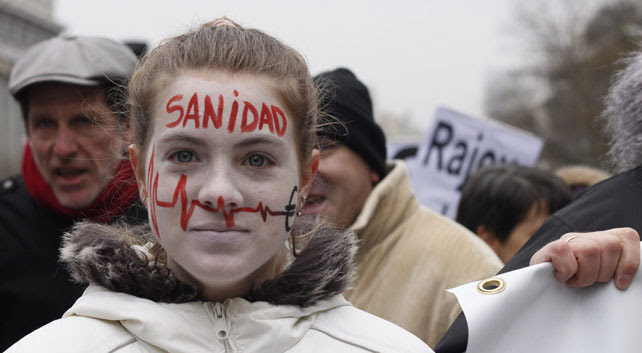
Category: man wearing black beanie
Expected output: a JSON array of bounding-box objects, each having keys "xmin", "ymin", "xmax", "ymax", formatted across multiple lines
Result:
[
  {"xmin": 303, "ymin": 67, "xmax": 503, "ymax": 347},
  {"xmin": 316, "ymin": 68, "xmax": 388, "ymax": 179}
]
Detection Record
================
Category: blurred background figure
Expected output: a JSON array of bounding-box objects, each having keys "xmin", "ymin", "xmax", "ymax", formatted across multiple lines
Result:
[
  {"xmin": 0, "ymin": 34, "xmax": 142, "ymax": 350},
  {"xmin": 392, "ymin": 145, "xmax": 418, "ymax": 160},
  {"xmin": 437, "ymin": 42, "xmax": 642, "ymax": 353},
  {"xmin": 456, "ymin": 165, "xmax": 572, "ymax": 263},
  {"xmin": 555, "ymin": 164, "xmax": 611, "ymax": 199},
  {"xmin": 123, "ymin": 40, "xmax": 148, "ymax": 59},
  {"xmin": 304, "ymin": 67, "xmax": 502, "ymax": 346},
  {"xmin": 0, "ymin": 0, "xmax": 62, "ymax": 180}
]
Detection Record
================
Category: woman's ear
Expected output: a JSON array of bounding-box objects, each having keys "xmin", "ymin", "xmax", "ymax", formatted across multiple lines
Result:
[
  {"xmin": 129, "ymin": 144, "xmax": 147, "ymax": 204},
  {"xmin": 299, "ymin": 149, "xmax": 320, "ymax": 199}
]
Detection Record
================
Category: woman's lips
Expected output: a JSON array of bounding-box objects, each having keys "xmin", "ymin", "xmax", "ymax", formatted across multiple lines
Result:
[
  {"xmin": 190, "ymin": 223, "xmax": 249, "ymax": 233},
  {"xmin": 189, "ymin": 228, "xmax": 250, "ymax": 244}
]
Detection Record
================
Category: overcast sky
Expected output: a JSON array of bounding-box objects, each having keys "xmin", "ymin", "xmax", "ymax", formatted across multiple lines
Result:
[{"xmin": 53, "ymin": 0, "xmax": 521, "ymax": 135}]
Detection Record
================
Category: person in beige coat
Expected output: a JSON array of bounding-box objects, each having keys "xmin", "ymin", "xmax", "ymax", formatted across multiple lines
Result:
[
  {"xmin": 303, "ymin": 68, "xmax": 504, "ymax": 346},
  {"xmin": 303, "ymin": 68, "xmax": 641, "ymax": 347},
  {"xmin": 346, "ymin": 159, "xmax": 503, "ymax": 346}
]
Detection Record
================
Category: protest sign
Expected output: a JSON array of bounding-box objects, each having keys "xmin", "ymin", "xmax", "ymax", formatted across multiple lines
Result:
[{"xmin": 407, "ymin": 107, "xmax": 543, "ymax": 218}]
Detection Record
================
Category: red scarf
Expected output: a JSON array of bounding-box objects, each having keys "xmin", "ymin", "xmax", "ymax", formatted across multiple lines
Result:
[{"xmin": 21, "ymin": 142, "xmax": 140, "ymax": 223}]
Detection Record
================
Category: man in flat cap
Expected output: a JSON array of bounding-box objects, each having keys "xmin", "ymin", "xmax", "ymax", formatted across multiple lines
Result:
[{"xmin": 0, "ymin": 35, "xmax": 144, "ymax": 350}]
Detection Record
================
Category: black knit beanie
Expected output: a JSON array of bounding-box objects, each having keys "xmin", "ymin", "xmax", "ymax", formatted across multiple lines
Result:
[{"xmin": 314, "ymin": 68, "xmax": 387, "ymax": 179}]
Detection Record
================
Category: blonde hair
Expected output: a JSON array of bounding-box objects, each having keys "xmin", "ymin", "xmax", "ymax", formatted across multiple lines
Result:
[
  {"xmin": 128, "ymin": 18, "xmax": 318, "ymax": 177},
  {"xmin": 128, "ymin": 18, "xmax": 320, "ymax": 259}
]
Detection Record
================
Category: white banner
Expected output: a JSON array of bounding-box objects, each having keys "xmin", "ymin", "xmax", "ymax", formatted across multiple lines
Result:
[
  {"xmin": 407, "ymin": 107, "xmax": 543, "ymax": 218},
  {"xmin": 450, "ymin": 242, "xmax": 642, "ymax": 353}
]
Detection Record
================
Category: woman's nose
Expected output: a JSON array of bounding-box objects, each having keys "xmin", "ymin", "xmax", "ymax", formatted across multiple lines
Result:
[{"xmin": 197, "ymin": 167, "xmax": 243, "ymax": 210}]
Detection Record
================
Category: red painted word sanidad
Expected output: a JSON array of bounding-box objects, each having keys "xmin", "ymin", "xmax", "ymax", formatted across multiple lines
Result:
[{"xmin": 165, "ymin": 91, "xmax": 287, "ymax": 136}]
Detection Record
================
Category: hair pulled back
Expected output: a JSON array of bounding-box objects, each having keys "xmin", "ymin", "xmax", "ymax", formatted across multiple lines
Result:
[{"xmin": 128, "ymin": 18, "xmax": 318, "ymax": 174}]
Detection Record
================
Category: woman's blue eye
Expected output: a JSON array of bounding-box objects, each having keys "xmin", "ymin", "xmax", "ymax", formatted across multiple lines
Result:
[
  {"xmin": 247, "ymin": 154, "xmax": 267, "ymax": 167},
  {"xmin": 174, "ymin": 151, "xmax": 195, "ymax": 163}
]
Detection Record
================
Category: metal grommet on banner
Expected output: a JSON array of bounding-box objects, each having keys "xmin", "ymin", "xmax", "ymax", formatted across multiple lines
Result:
[{"xmin": 477, "ymin": 277, "xmax": 506, "ymax": 295}]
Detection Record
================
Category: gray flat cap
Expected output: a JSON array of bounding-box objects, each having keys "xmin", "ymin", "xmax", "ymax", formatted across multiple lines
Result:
[{"xmin": 9, "ymin": 34, "xmax": 138, "ymax": 97}]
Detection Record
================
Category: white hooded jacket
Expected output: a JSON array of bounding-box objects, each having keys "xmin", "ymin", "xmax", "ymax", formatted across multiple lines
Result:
[{"xmin": 8, "ymin": 221, "xmax": 432, "ymax": 353}]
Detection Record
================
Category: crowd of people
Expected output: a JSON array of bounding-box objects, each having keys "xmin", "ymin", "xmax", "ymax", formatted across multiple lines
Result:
[{"xmin": 1, "ymin": 16, "xmax": 641, "ymax": 352}]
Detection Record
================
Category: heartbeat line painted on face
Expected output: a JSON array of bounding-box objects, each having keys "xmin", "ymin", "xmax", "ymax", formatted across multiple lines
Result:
[{"xmin": 147, "ymin": 146, "xmax": 296, "ymax": 238}]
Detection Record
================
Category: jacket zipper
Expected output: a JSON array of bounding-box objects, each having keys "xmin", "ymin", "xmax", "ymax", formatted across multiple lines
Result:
[
  {"xmin": 208, "ymin": 302, "xmax": 233, "ymax": 351},
  {"xmin": 213, "ymin": 302, "xmax": 229, "ymax": 340}
]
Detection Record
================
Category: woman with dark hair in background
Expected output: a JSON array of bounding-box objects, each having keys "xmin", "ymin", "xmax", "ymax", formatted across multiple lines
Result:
[{"xmin": 457, "ymin": 165, "xmax": 573, "ymax": 263}]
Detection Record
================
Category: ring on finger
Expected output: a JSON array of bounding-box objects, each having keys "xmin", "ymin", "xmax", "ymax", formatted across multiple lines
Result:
[{"xmin": 565, "ymin": 235, "xmax": 579, "ymax": 243}]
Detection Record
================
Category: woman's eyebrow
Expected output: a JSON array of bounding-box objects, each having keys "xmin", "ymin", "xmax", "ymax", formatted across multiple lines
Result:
[
  {"xmin": 157, "ymin": 132, "xmax": 208, "ymax": 147},
  {"xmin": 235, "ymin": 135, "xmax": 287, "ymax": 149}
]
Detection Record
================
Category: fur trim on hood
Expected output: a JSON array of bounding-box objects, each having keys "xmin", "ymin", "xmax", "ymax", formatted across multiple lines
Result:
[{"xmin": 59, "ymin": 218, "xmax": 358, "ymax": 307}]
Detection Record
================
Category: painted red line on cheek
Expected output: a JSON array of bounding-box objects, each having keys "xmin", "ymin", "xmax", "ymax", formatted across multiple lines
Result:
[
  {"xmin": 155, "ymin": 174, "xmax": 192, "ymax": 231},
  {"xmin": 148, "ymin": 147, "xmax": 161, "ymax": 238},
  {"xmin": 153, "ymin": 173, "xmax": 291, "ymax": 231},
  {"xmin": 196, "ymin": 198, "xmax": 290, "ymax": 229}
]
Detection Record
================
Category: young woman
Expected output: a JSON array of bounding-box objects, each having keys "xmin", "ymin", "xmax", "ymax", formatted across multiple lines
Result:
[
  {"xmin": 8, "ymin": 18, "xmax": 639, "ymax": 353},
  {"xmin": 8, "ymin": 18, "xmax": 432, "ymax": 352}
]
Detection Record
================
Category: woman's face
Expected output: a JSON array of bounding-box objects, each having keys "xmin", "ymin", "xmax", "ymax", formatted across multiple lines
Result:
[{"xmin": 134, "ymin": 70, "xmax": 316, "ymax": 291}]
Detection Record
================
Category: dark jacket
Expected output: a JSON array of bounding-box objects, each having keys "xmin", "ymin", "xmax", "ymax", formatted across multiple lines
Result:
[
  {"xmin": 435, "ymin": 166, "xmax": 642, "ymax": 353},
  {"xmin": 0, "ymin": 175, "xmax": 145, "ymax": 351}
]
